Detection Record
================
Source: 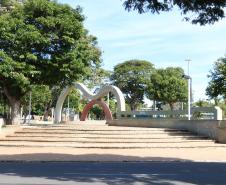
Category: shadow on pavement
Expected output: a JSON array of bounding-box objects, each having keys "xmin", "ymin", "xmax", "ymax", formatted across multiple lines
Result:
[{"xmin": 0, "ymin": 154, "xmax": 226, "ymax": 184}]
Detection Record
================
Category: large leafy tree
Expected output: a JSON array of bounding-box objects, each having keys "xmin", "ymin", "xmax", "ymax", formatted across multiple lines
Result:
[
  {"xmin": 0, "ymin": 0, "xmax": 101, "ymax": 124},
  {"xmin": 206, "ymin": 57, "xmax": 226, "ymax": 102},
  {"xmin": 111, "ymin": 60, "xmax": 154, "ymax": 110},
  {"xmin": 0, "ymin": 0, "xmax": 23, "ymax": 14},
  {"xmin": 146, "ymin": 67, "xmax": 187, "ymax": 110},
  {"xmin": 123, "ymin": 0, "xmax": 226, "ymax": 25}
]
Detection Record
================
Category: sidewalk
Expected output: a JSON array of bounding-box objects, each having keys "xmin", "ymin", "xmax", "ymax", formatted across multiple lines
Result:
[{"xmin": 0, "ymin": 145, "xmax": 226, "ymax": 162}]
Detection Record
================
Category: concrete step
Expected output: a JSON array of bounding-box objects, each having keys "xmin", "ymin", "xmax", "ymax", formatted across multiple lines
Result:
[
  {"xmin": 21, "ymin": 125, "xmax": 188, "ymax": 129},
  {"xmin": 5, "ymin": 135, "xmax": 209, "ymax": 140},
  {"xmin": 1, "ymin": 137, "xmax": 211, "ymax": 142},
  {"xmin": 0, "ymin": 123, "xmax": 222, "ymax": 149},
  {"xmin": 13, "ymin": 130, "xmax": 192, "ymax": 135},
  {"xmin": 10, "ymin": 133, "xmax": 198, "ymax": 139},
  {"xmin": 0, "ymin": 140, "xmax": 223, "ymax": 148},
  {"xmin": 21, "ymin": 127, "xmax": 188, "ymax": 132}
]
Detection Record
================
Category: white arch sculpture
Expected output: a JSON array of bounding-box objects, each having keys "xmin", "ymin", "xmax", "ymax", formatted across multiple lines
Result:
[{"xmin": 54, "ymin": 82, "xmax": 125, "ymax": 123}]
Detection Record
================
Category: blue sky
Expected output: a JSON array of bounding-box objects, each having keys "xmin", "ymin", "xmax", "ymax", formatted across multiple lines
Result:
[{"xmin": 59, "ymin": 0, "xmax": 226, "ymax": 101}]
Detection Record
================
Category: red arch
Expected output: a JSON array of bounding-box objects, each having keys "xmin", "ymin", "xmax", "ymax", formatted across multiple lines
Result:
[{"xmin": 80, "ymin": 99, "xmax": 113, "ymax": 121}]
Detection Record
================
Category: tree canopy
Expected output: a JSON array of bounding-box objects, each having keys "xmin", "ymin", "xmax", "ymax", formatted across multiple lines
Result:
[
  {"xmin": 206, "ymin": 57, "xmax": 226, "ymax": 101},
  {"xmin": 123, "ymin": 0, "xmax": 226, "ymax": 25},
  {"xmin": 0, "ymin": 0, "xmax": 101, "ymax": 124},
  {"xmin": 111, "ymin": 60, "xmax": 154, "ymax": 110},
  {"xmin": 146, "ymin": 67, "xmax": 187, "ymax": 110},
  {"xmin": 0, "ymin": 0, "xmax": 23, "ymax": 14}
]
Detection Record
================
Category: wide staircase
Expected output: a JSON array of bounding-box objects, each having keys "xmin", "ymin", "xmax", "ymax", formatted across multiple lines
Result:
[{"xmin": 0, "ymin": 121, "xmax": 219, "ymax": 148}]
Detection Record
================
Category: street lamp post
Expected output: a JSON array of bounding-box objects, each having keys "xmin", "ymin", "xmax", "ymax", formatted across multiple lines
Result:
[
  {"xmin": 188, "ymin": 77, "xmax": 191, "ymax": 120},
  {"xmin": 182, "ymin": 74, "xmax": 191, "ymax": 120},
  {"xmin": 67, "ymin": 95, "xmax": 70, "ymax": 121},
  {"xmin": 28, "ymin": 91, "xmax": 32, "ymax": 123},
  {"xmin": 183, "ymin": 59, "xmax": 192, "ymax": 120}
]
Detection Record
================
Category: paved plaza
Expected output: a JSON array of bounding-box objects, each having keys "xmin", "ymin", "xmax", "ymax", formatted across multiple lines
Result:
[
  {"xmin": 0, "ymin": 121, "xmax": 226, "ymax": 162},
  {"xmin": 0, "ymin": 121, "xmax": 226, "ymax": 184}
]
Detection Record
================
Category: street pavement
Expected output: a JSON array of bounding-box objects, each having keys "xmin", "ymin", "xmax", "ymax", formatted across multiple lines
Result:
[{"xmin": 0, "ymin": 161, "xmax": 226, "ymax": 185}]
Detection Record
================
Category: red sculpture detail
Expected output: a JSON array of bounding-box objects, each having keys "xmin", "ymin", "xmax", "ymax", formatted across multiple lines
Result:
[{"xmin": 80, "ymin": 99, "xmax": 113, "ymax": 121}]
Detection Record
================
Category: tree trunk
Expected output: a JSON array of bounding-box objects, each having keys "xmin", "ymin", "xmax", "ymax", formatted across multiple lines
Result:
[
  {"xmin": 43, "ymin": 109, "xmax": 49, "ymax": 121},
  {"xmin": 43, "ymin": 101, "xmax": 51, "ymax": 121},
  {"xmin": 169, "ymin": 103, "xmax": 174, "ymax": 111},
  {"xmin": 131, "ymin": 104, "xmax": 136, "ymax": 111},
  {"xmin": 169, "ymin": 103, "xmax": 174, "ymax": 118},
  {"xmin": 10, "ymin": 100, "xmax": 21, "ymax": 124},
  {"xmin": 3, "ymin": 87, "xmax": 21, "ymax": 125},
  {"xmin": 153, "ymin": 100, "xmax": 156, "ymax": 111}
]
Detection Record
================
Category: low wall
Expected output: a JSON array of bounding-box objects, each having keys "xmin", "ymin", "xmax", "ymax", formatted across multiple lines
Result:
[
  {"xmin": 117, "ymin": 106, "xmax": 223, "ymax": 120},
  {"xmin": 107, "ymin": 119, "xmax": 226, "ymax": 143}
]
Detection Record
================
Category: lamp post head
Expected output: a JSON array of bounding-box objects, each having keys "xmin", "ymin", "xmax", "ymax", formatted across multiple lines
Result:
[{"xmin": 182, "ymin": 74, "xmax": 191, "ymax": 79}]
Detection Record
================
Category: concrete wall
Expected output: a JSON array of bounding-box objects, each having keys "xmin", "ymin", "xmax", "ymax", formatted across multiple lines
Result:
[
  {"xmin": 117, "ymin": 106, "xmax": 223, "ymax": 120},
  {"xmin": 107, "ymin": 119, "xmax": 226, "ymax": 143}
]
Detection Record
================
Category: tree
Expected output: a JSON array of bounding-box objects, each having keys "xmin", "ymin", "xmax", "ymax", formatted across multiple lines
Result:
[
  {"xmin": 111, "ymin": 60, "xmax": 154, "ymax": 110},
  {"xmin": 195, "ymin": 99, "xmax": 212, "ymax": 107},
  {"xmin": 0, "ymin": 0, "xmax": 24, "ymax": 14},
  {"xmin": 0, "ymin": 0, "xmax": 101, "ymax": 124},
  {"xmin": 21, "ymin": 85, "xmax": 51, "ymax": 117},
  {"xmin": 22, "ymin": 86, "xmax": 83, "ymax": 121},
  {"xmin": 206, "ymin": 57, "xmax": 226, "ymax": 102},
  {"xmin": 0, "ymin": 86, "xmax": 8, "ymax": 117},
  {"xmin": 63, "ymin": 88, "xmax": 84, "ymax": 112},
  {"xmin": 86, "ymin": 68, "xmax": 112, "ymax": 89},
  {"xmin": 123, "ymin": 0, "xmax": 226, "ymax": 25},
  {"xmin": 146, "ymin": 67, "xmax": 187, "ymax": 110},
  {"xmin": 21, "ymin": 85, "xmax": 62, "ymax": 121},
  {"xmin": 90, "ymin": 105, "xmax": 105, "ymax": 120}
]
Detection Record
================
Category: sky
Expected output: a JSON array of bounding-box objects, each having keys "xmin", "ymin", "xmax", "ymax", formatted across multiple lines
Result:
[{"xmin": 59, "ymin": 0, "xmax": 226, "ymax": 102}]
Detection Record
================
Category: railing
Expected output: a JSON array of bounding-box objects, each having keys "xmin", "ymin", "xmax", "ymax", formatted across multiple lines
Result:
[{"xmin": 117, "ymin": 106, "xmax": 223, "ymax": 120}]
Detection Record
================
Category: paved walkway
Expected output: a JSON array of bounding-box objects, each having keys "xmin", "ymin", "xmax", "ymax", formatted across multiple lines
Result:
[{"xmin": 0, "ymin": 121, "xmax": 226, "ymax": 162}]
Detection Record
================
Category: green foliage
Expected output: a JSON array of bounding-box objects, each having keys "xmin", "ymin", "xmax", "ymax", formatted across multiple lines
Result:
[
  {"xmin": 21, "ymin": 85, "xmax": 51, "ymax": 115},
  {"xmin": 206, "ymin": 57, "xmax": 226, "ymax": 100},
  {"xmin": 218, "ymin": 101, "xmax": 226, "ymax": 119},
  {"xmin": 0, "ymin": 51, "xmax": 32, "ymax": 98},
  {"xmin": 89, "ymin": 105, "xmax": 105, "ymax": 120},
  {"xmin": 0, "ymin": 0, "xmax": 101, "ymax": 122},
  {"xmin": 108, "ymin": 99, "xmax": 116, "ymax": 113},
  {"xmin": 111, "ymin": 60, "xmax": 154, "ymax": 110},
  {"xmin": 194, "ymin": 99, "xmax": 226, "ymax": 119},
  {"xmin": 0, "ymin": 88, "xmax": 8, "ymax": 116},
  {"xmin": 0, "ymin": 0, "xmax": 15, "ymax": 6},
  {"xmin": 0, "ymin": 0, "xmax": 101, "ymax": 96},
  {"xmin": 63, "ymin": 89, "xmax": 83, "ymax": 113},
  {"xmin": 86, "ymin": 68, "xmax": 111, "ymax": 89},
  {"xmin": 21, "ymin": 86, "xmax": 85, "ymax": 117},
  {"xmin": 146, "ymin": 67, "xmax": 187, "ymax": 110},
  {"xmin": 195, "ymin": 100, "xmax": 212, "ymax": 107},
  {"xmin": 123, "ymin": 0, "xmax": 226, "ymax": 25},
  {"xmin": 0, "ymin": 0, "xmax": 19, "ymax": 14}
]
